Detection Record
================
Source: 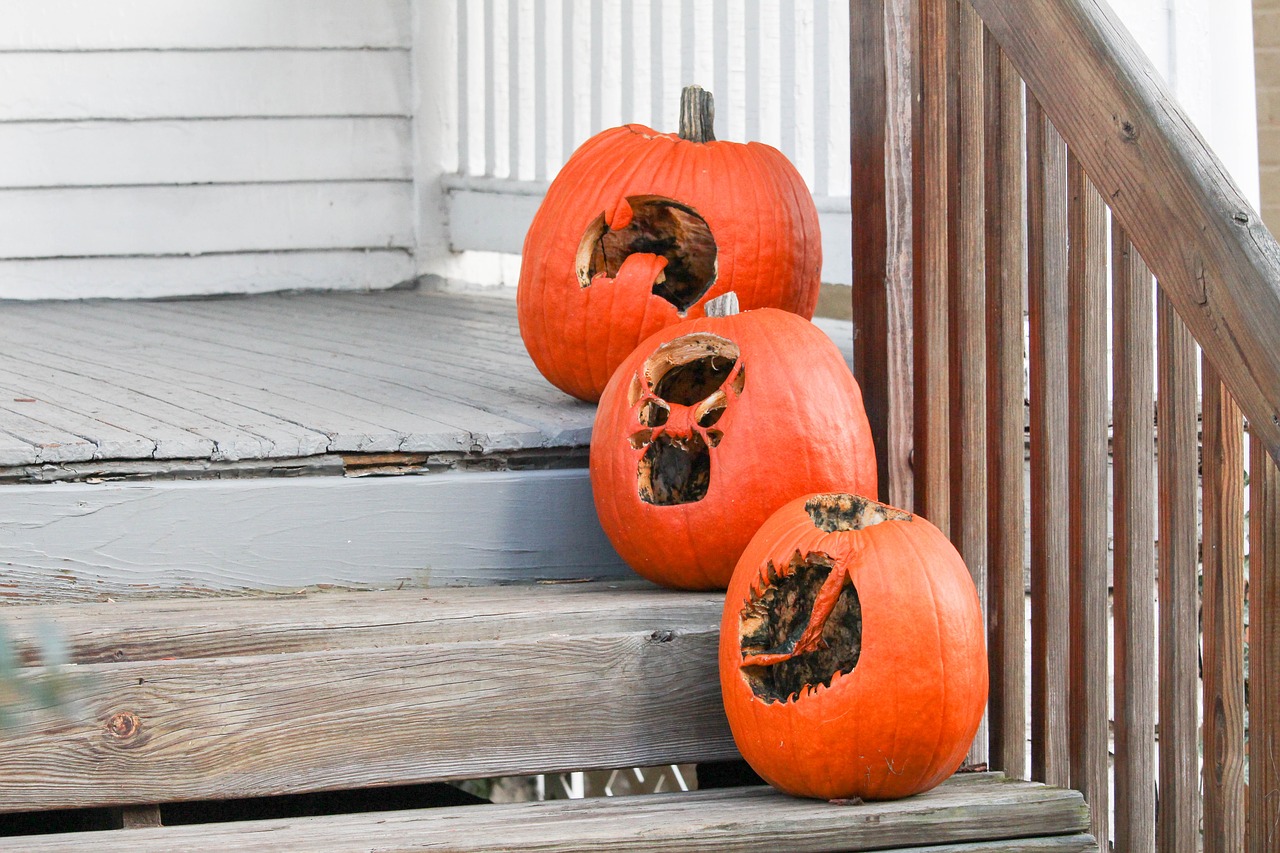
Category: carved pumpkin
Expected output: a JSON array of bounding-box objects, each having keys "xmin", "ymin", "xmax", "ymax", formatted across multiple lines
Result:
[
  {"xmin": 589, "ymin": 303, "xmax": 876, "ymax": 590},
  {"xmin": 518, "ymin": 86, "xmax": 821, "ymax": 402},
  {"xmin": 718, "ymin": 493, "xmax": 988, "ymax": 800}
]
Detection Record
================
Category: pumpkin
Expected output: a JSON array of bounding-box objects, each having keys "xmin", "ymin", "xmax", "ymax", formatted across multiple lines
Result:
[
  {"xmin": 718, "ymin": 493, "xmax": 988, "ymax": 800},
  {"xmin": 589, "ymin": 299, "xmax": 876, "ymax": 590},
  {"xmin": 517, "ymin": 86, "xmax": 821, "ymax": 402}
]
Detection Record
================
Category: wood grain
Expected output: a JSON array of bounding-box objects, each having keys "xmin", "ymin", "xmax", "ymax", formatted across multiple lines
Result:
[
  {"xmin": 911, "ymin": 0, "xmax": 950, "ymax": 529},
  {"xmin": 1155, "ymin": 290, "xmax": 1200, "ymax": 852},
  {"xmin": 1109, "ymin": 225, "xmax": 1156, "ymax": 853},
  {"xmin": 884, "ymin": 0, "xmax": 916, "ymax": 510},
  {"xmin": 1, "ymin": 588, "xmax": 733, "ymax": 811},
  {"xmin": 15, "ymin": 776, "xmax": 1091, "ymax": 852},
  {"xmin": 949, "ymin": 0, "xmax": 988, "ymax": 765},
  {"xmin": 850, "ymin": 0, "xmax": 891, "ymax": 503},
  {"xmin": 1065, "ymin": 152, "xmax": 1109, "ymax": 847},
  {"xmin": 1249, "ymin": 446, "xmax": 1280, "ymax": 853},
  {"xmin": 970, "ymin": 0, "xmax": 1280, "ymax": 466},
  {"xmin": 1200, "ymin": 362, "xmax": 1246, "ymax": 853},
  {"xmin": 982, "ymin": 34, "xmax": 1025, "ymax": 781},
  {"xmin": 1025, "ymin": 97, "xmax": 1071, "ymax": 789}
]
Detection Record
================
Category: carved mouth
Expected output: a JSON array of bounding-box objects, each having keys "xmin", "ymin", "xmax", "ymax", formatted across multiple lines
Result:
[
  {"xmin": 576, "ymin": 195, "xmax": 718, "ymax": 314},
  {"xmin": 739, "ymin": 551, "xmax": 863, "ymax": 704}
]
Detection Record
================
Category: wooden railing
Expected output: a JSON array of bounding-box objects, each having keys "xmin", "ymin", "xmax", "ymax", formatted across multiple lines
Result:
[{"xmin": 852, "ymin": 1, "xmax": 1280, "ymax": 850}]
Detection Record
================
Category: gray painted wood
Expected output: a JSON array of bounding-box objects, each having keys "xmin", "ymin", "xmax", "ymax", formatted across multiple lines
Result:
[
  {"xmin": 14, "ymin": 777, "xmax": 1090, "ymax": 852},
  {"xmin": 0, "ymin": 287, "xmax": 853, "ymax": 472},
  {"xmin": 0, "ymin": 469, "xmax": 629, "ymax": 602}
]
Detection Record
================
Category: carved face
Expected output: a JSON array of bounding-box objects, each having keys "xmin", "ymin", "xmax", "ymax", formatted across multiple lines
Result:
[
  {"xmin": 624, "ymin": 333, "xmax": 745, "ymax": 506},
  {"xmin": 588, "ymin": 308, "xmax": 879, "ymax": 591},
  {"xmin": 718, "ymin": 493, "xmax": 988, "ymax": 801}
]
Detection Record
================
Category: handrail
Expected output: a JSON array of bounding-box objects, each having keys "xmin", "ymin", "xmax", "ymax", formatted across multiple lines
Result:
[{"xmin": 972, "ymin": 0, "xmax": 1280, "ymax": 466}]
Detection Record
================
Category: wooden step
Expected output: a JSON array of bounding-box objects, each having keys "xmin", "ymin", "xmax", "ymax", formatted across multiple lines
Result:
[
  {"xmin": 13, "ymin": 776, "xmax": 1093, "ymax": 852},
  {"xmin": 1, "ymin": 582, "xmax": 734, "ymax": 812},
  {"xmin": 0, "ymin": 284, "xmax": 855, "ymax": 603}
]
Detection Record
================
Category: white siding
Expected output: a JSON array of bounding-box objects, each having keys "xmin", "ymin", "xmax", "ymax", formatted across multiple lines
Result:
[{"xmin": 0, "ymin": 0, "xmax": 416, "ymax": 300}]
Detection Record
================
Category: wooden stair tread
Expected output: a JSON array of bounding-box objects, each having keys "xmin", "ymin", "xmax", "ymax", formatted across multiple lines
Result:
[
  {"xmin": 16, "ymin": 775, "xmax": 1092, "ymax": 852},
  {"xmin": 2, "ymin": 582, "xmax": 736, "ymax": 812}
]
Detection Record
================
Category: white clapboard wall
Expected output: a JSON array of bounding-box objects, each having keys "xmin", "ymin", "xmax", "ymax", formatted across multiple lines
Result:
[
  {"xmin": 0, "ymin": 0, "xmax": 416, "ymax": 299},
  {"xmin": 0, "ymin": 0, "xmax": 1260, "ymax": 299}
]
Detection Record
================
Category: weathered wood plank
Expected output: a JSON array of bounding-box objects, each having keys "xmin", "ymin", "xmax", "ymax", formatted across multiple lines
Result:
[
  {"xmin": 1065, "ymin": 152, "xmax": 1109, "ymax": 846},
  {"xmin": 884, "ymin": 0, "xmax": 916, "ymax": 509},
  {"xmin": 0, "ymin": 51, "xmax": 411, "ymax": 121},
  {"xmin": 1025, "ymin": 97, "xmax": 1071, "ymax": 789},
  {"xmin": 0, "ymin": 470, "xmax": 629, "ymax": 603},
  {"xmin": 911, "ymin": 0, "xmax": 950, "ymax": 530},
  {"xmin": 1248, "ymin": 446, "xmax": 1280, "ymax": 853},
  {"xmin": 15, "ymin": 777, "xmax": 1090, "ymax": 852},
  {"xmin": 1155, "ymin": 290, "xmax": 1200, "ymax": 852},
  {"xmin": 1200, "ymin": 361, "xmax": 1245, "ymax": 853},
  {"xmin": 850, "ymin": 0, "xmax": 891, "ymax": 503},
  {"xmin": 982, "ymin": 34, "xmax": 1025, "ymax": 780},
  {"xmin": 0, "ymin": 0, "xmax": 411, "ymax": 50},
  {"xmin": 1109, "ymin": 225, "xmax": 1156, "ymax": 853},
  {"xmin": 0, "ymin": 183, "xmax": 413, "ymax": 259},
  {"xmin": 3, "ymin": 582, "xmax": 716, "ymax": 664},
  {"xmin": 0, "ymin": 119, "xmax": 411, "ymax": 188},
  {"xmin": 0, "ymin": 251, "xmax": 414, "ymax": 302},
  {"xmin": 970, "ymin": 0, "xmax": 1280, "ymax": 465},
  {"xmin": 949, "ymin": 0, "xmax": 988, "ymax": 765}
]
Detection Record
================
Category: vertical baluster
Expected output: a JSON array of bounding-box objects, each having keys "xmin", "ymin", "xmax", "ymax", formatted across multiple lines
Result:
[
  {"xmin": 1249, "ymin": 445, "xmax": 1280, "ymax": 853},
  {"xmin": 1066, "ymin": 151, "xmax": 1109, "ymax": 846},
  {"xmin": 484, "ymin": 0, "xmax": 498, "ymax": 176},
  {"xmin": 1202, "ymin": 360, "xmax": 1246, "ymax": 852},
  {"xmin": 1111, "ymin": 225, "xmax": 1157, "ymax": 853},
  {"xmin": 589, "ymin": 0, "xmax": 604, "ymax": 134},
  {"xmin": 650, "ymin": 0, "xmax": 664, "ymax": 128},
  {"xmin": 507, "ymin": 0, "xmax": 520, "ymax": 178},
  {"xmin": 812, "ymin": 0, "xmax": 830, "ymax": 197},
  {"xmin": 561, "ymin": 0, "xmax": 574, "ymax": 162},
  {"xmin": 458, "ymin": 0, "xmax": 471, "ymax": 176},
  {"xmin": 950, "ymin": 0, "xmax": 987, "ymax": 765},
  {"xmin": 533, "ymin": 0, "xmax": 547, "ymax": 180},
  {"xmin": 1025, "ymin": 97, "xmax": 1070, "ymax": 788},
  {"xmin": 911, "ymin": 0, "xmax": 950, "ymax": 529},
  {"xmin": 1156, "ymin": 291, "xmax": 1200, "ymax": 852},
  {"xmin": 982, "ymin": 33, "xmax": 1025, "ymax": 780},
  {"xmin": 851, "ymin": 0, "xmax": 890, "ymax": 503}
]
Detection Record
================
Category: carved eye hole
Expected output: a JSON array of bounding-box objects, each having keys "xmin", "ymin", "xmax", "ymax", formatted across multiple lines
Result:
[{"xmin": 640, "ymin": 401, "xmax": 669, "ymax": 427}]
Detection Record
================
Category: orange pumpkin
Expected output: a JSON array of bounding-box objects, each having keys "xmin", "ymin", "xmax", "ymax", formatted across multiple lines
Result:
[
  {"xmin": 589, "ymin": 304, "xmax": 876, "ymax": 590},
  {"xmin": 517, "ymin": 87, "xmax": 821, "ymax": 402},
  {"xmin": 718, "ymin": 493, "xmax": 988, "ymax": 800}
]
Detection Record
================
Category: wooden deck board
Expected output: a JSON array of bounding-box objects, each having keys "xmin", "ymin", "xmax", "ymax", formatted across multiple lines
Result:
[
  {"xmin": 15, "ymin": 776, "xmax": 1091, "ymax": 852},
  {"xmin": 0, "ymin": 286, "xmax": 854, "ymax": 473}
]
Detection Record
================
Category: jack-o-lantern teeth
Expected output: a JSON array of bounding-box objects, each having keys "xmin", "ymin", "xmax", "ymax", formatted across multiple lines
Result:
[
  {"xmin": 738, "ymin": 550, "xmax": 862, "ymax": 704},
  {"xmin": 574, "ymin": 195, "xmax": 718, "ymax": 313}
]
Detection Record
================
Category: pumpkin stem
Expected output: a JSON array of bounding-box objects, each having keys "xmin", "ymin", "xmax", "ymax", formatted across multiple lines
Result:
[
  {"xmin": 704, "ymin": 291, "xmax": 739, "ymax": 317},
  {"xmin": 678, "ymin": 85, "xmax": 716, "ymax": 143}
]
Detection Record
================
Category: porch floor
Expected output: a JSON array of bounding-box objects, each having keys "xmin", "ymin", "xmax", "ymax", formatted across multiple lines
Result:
[{"xmin": 0, "ymin": 284, "xmax": 853, "ymax": 482}]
